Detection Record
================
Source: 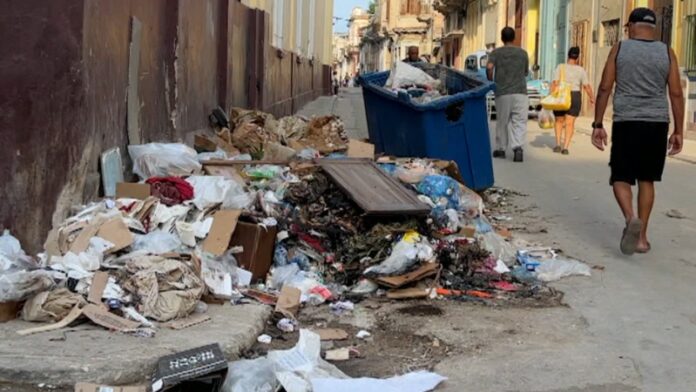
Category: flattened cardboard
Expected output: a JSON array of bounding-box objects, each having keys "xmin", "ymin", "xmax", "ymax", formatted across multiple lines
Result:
[
  {"xmin": 69, "ymin": 224, "xmax": 101, "ymax": 254},
  {"xmin": 0, "ymin": 301, "xmax": 23, "ymax": 323},
  {"xmin": 164, "ymin": 314, "xmax": 211, "ymax": 330},
  {"xmin": 347, "ymin": 139, "xmax": 375, "ymax": 159},
  {"xmin": 242, "ymin": 289, "xmax": 278, "ymax": 305},
  {"xmin": 82, "ymin": 304, "xmax": 139, "ymax": 331},
  {"xmin": 375, "ymin": 263, "xmax": 439, "ymax": 289},
  {"xmin": 203, "ymin": 165, "xmax": 246, "ymax": 185},
  {"xmin": 313, "ymin": 328, "xmax": 349, "ymax": 341},
  {"xmin": 116, "ymin": 182, "xmax": 151, "ymax": 200},
  {"xmin": 88, "ymin": 272, "xmax": 109, "ymax": 304},
  {"xmin": 97, "ymin": 218, "xmax": 134, "ymax": 254},
  {"xmin": 17, "ymin": 305, "xmax": 83, "ymax": 336},
  {"xmin": 275, "ymin": 286, "xmax": 301, "ymax": 318},
  {"xmin": 75, "ymin": 383, "xmax": 146, "ymax": 392},
  {"xmin": 194, "ymin": 134, "xmax": 219, "ymax": 152},
  {"xmin": 202, "ymin": 210, "xmax": 241, "ymax": 256},
  {"xmin": 386, "ymin": 287, "xmax": 429, "ymax": 300}
]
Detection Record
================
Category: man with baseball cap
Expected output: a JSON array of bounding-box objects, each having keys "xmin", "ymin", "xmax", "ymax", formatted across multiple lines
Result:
[{"xmin": 592, "ymin": 7, "xmax": 685, "ymax": 255}]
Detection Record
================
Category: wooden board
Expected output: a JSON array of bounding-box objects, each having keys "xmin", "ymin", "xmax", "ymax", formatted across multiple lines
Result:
[{"xmin": 318, "ymin": 159, "xmax": 430, "ymax": 215}]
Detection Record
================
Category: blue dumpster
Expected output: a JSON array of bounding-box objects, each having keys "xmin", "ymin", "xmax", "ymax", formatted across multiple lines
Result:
[{"xmin": 358, "ymin": 63, "xmax": 495, "ymax": 191}]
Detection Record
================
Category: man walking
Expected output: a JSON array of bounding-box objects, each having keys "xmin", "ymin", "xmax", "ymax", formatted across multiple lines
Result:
[
  {"xmin": 592, "ymin": 7, "xmax": 684, "ymax": 255},
  {"xmin": 487, "ymin": 27, "xmax": 529, "ymax": 162}
]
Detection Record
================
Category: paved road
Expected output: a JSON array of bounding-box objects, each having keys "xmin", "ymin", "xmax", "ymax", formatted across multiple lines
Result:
[{"xmin": 300, "ymin": 90, "xmax": 696, "ymax": 392}]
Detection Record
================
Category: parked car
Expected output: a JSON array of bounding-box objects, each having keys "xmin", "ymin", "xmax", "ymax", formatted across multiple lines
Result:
[{"xmin": 462, "ymin": 50, "xmax": 549, "ymax": 117}]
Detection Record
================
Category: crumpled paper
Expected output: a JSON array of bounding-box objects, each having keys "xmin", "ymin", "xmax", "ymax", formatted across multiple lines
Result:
[
  {"xmin": 21, "ymin": 288, "xmax": 86, "ymax": 322},
  {"xmin": 123, "ymin": 256, "xmax": 204, "ymax": 322}
]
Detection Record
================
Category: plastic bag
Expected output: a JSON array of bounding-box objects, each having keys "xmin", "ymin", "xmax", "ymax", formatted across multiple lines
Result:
[
  {"xmin": 186, "ymin": 176, "xmax": 252, "ymax": 210},
  {"xmin": 364, "ymin": 231, "xmax": 434, "ymax": 276},
  {"xmin": 0, "ymin": 270, "xmax": 64, "ymax": 302},
  {"xmin": 132, "ymin": 231, "xmax": 182, "ymax": 254},
  {"xmin": 387, "ymin": 61, "xmax": 439, "ymax": 90},
  {"xmin": 222, "ymin": 357, "xmax": 278, "ymax": 392},
  {"xmin": 417, "ymin": 175, "xmax": 460, "ymax": 210},
  {"xmin": 535, "ymin": 258, "xmax": 591, "ymax": 282},
  {"xmin": 128, "ymin": 143, "xmax": 201, "ymax": 179},
  {"xmin": 197, "ymin": 148, "xmax": 228, "ymax": 162},
  {"xmin": 479, "ymin": 231, "xmax": 516, "ymax": 264},
  {"xmin": 244, "ymin": 165, "xmax": 283, "ymax": 180},
  {"xmin": 0, "ymin": 230, "xmax": 35, "ymax": 272},
  {"xmin": 538, "ymin": 109, "xmax": 555, "ymax": 129}
]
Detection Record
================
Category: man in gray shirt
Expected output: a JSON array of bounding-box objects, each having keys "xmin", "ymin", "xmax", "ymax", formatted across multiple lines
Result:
[
  {"xmin": 487, "ymin": 27, "xmax": 529, "ymax": 162},
  {"xmin": 592, "ymin": 8, "xmax": 685, "ymax": 255}
]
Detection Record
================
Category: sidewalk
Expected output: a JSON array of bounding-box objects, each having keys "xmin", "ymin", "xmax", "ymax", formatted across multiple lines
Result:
[
  {"xmin": 298, "ymin": 87, "xmax": 369, "ymax": 140},
  {"xmin": 574, "ymin": 116, "xmax": 696, "ymax": 164}
]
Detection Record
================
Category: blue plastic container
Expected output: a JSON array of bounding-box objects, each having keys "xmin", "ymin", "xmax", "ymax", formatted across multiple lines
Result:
[{"xmin": 358, "ymin": 63, "xmax": 495, "ymax": 190}]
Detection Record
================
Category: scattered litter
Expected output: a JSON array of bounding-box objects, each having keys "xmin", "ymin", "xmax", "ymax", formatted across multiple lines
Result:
[
  {"xmin": 666, "ymin": 209, "xmax": 687, "ymax": 219},
  {"xmin": 311, "ymin": 370, "xmax": 447, "ymax": 392},
  {"xmin": 325, "ymin": 348, "xmax": 351, "ymax": 361},
  {"xmin": 277, "ymin": 318, "xmax": 297, "ymax": 333},
  {"xmin": 356, "ymin": 330, "xmax": 371, "ymax": 339},
  {"xmin": 535, "ymin": 258, "xmax": 591, "ymax": 282},
  {"xmin": 329, "ymin": 301, "xmax": 354, "ymax": 316},
  {"xmin": 257, "ymin": 334, "xmax": 273, "ymax": 344}
]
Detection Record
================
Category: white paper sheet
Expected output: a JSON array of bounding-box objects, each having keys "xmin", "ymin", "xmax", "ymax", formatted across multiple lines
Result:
[{"xmin": 311, "ymin": 371, "xmax": 446, "ymax": 392}]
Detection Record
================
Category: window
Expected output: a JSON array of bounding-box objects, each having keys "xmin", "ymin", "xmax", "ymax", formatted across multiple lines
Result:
[
  {"xmin": 601, "ymin": 19, "xmax": 620, "ymax": 47},
  {"xmin": 465, "ymin": 56, "xmax": 477, "ymax": 71},
  {"xmin": 401, "ymin": 0, "xmax": 421, "ymax": 15},
  {"xmin": 272, "ymin": 0, "xmax": 285, "ymax": 48},
  {"xmin": 479, "ymin": 55, "xmax": 488, "ymax": 69}
]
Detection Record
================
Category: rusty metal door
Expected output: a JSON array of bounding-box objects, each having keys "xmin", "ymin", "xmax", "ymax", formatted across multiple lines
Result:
[
  {"xmin": 247, "ymin": 9, "xmax": 265, "ymax": 110},
  {"xmin": 571, "ymin": 20, "xmax": 589, "ymax": 67}
]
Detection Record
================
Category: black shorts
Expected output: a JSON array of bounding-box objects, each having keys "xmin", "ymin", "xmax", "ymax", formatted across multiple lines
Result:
[
  {"xmin": 609, "ymin": 121, "xmax": 669, "ymax": 185},
  {"xmin": 553, "ymin": 91, "xmax": 582, "ymax": 117}
]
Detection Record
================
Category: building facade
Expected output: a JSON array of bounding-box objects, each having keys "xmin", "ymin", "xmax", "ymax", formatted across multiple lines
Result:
[{"xmin": 359, "ymin": 0, "xmax": 445, "ymax": 72}]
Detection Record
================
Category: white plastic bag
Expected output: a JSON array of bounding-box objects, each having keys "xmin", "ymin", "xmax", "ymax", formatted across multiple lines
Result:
[
  {"xmin": 186, "ymin": 176, "xmax": 253, "ymax": 210},
  {"xmin": 128, "ymin": 143, "xmax": 201, "ymax": 179},
  {"xmin": 535, "ymin": 258, "xmax": 591, "ymax": 282},
  {"xmin": 0, "ymin": 230, "xmax": 34, "ymax": 272},
  {"xmin": 364, "ymin": 232, "xmax": 434, "ymax": 276},
  {"xmin": 0, "ymin": 270, "xmax": 64, "ymax": 302},
  {"xmin": 222, "ymin": 357, "xmax": 278, "ymax": 392},
  {"xmin": 387, "ymin": 62, "xmax": 438, "ymax": 89},
  {"xmin": 132, "ymin": 231, "xmax": 182, "ymax": 254}
]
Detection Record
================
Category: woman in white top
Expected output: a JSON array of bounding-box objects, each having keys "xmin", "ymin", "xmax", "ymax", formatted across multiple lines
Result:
[{"xmin": 551, "ymin": 47, "xmax": 595, "ymax": 155}]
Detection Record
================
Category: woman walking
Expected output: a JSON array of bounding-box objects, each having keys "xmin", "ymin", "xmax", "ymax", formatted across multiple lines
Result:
[{"xmin": 551, "ymin": 47, "xmax": 595, "ymax": 155}]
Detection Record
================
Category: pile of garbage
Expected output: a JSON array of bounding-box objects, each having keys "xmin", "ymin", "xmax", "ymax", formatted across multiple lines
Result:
[{"xmin": 0, "ymin": 106, "xmax": 590, "ymax": 338}]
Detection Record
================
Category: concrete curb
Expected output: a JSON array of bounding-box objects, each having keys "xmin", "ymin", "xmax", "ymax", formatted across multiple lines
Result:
[{"xmin": 0, "ymin": 304, "xmax": 271, "ymax": 387}]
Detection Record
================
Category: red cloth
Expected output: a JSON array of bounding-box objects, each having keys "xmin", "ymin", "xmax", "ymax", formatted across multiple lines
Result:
[{"xmin": 145, "ymin": 177, "xmax": 194, "ymax": 206}]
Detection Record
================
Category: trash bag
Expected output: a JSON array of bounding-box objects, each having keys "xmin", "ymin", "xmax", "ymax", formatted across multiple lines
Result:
[
  {"xmin": 128, "ymin": 143, "xmax": 201, "ymax": 179},
  {"xmin": 21, "ymin": 287, "xmax": 86, "ymax": 322},
  {"xmin": 0, "ymin": 270, "xmax": 64, "ymax": 302},
  {"xmin": 364, "ymin": 232, "xmax": 434, "ymax": 276},
  {"xmin": 458, "ymin": 184, "xmax": 484, "ymax": 219},
  {"xmin": 0, "ymin": 230, "xmax": 35, "ymax": 272},
  {"xmin": 186, "ymin": 176, "xmax": 252, "ymax": 210},
  {"xmin": 535, "ymin": 258, "xmax": 591, "ymax": 282},
  {"xmin": 538, "ymin": 109, "xmax": 555, "ymax": 129},
  {"xmin": 386, "ymin": 61, "xmax": 440, "ymax": 90},
  {"xmin": 417, "ymin": 175, "xmax": 460, "ymax": 210},
  {"xmin": 222, "ymin": 357, "xmax": 278, "ymax": 392}
]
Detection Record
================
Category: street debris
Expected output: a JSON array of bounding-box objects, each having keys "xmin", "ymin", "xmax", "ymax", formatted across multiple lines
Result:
[
  {"xmin": 0, "ymin": 106, "xmax": 591, "ymax": 388},
  {"xmin": 665, "ymin": 209, "xmax": 687, "ymax": 219}
]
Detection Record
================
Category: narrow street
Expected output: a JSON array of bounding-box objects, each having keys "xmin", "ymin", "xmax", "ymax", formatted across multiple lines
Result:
[{"xmin": 300, "ymin": 87, "xmax": 696, "ymax": 392}]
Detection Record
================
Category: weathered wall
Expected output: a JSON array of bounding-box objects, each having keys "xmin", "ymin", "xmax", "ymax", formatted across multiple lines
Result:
[
  {"xmin": 0, "ymin": 0, "xmax": 331, "ymax": 253},
  {"xmin": 0, "ymin": 0, "xmax": 86, "ymax": 253}
]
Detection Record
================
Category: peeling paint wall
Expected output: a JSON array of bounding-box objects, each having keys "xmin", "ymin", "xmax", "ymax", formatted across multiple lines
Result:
[{"xmin": 0, "ymin": 0, "xmax": 331, "ymax": 253}]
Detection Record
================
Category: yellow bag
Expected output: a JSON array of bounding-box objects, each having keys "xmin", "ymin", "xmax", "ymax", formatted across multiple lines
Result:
[{"xmin": 541, "ymin": 65, "xmax": 571, "ymax": 111}]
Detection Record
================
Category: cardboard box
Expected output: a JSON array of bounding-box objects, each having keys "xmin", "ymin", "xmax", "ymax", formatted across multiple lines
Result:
[
  {"xmin": 75, "ymin": 383, "xmax": 146, "ymax": 392},
  {"xmin": 116, "ymin": 183, "xmax": 151, "ymax": 200},
  {"xmin": 151, "ymin": 344, "xmax": 228, "ymax": 392},
  {"xmin": 0, "ymin": 301, "xmax": 22, "ymax": 323},
  {"xmin": 230, "ymin": 222, "xmax": 277, "ymax": 281}
]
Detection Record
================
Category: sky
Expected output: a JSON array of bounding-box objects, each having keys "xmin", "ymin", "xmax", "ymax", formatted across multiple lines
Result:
[{"xmin": 333, "ymin": 0, "xmax": 371, "ymax": 33}]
